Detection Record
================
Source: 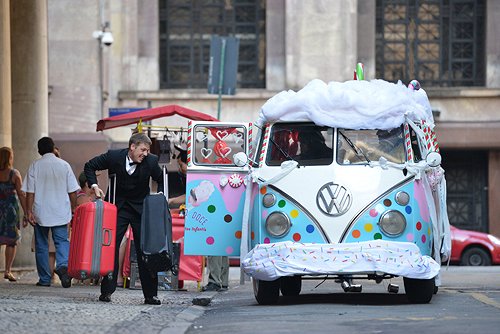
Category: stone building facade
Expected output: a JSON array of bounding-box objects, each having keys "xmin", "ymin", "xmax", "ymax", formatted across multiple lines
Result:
[{"xmin": 1, "ymin": 0, "xmax": 499, "ymax": 268}]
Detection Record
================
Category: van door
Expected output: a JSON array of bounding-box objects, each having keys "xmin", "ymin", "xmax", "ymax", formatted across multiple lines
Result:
[{"xmin": 183, "ymin": 121, "xmax": 252, "ymax": 256}]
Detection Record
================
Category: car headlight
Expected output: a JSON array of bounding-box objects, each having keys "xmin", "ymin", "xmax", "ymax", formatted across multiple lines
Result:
[
  {"xmin": 378, "ymin": 210, "xmax": 406, "ymax": 237},
  {"xmin": 265, "ymin": 212, "xmax": 291, "ymax": 238},
  {"xmin": 488, "ymin": 234, "xmax": 500, "ymax": 246}
]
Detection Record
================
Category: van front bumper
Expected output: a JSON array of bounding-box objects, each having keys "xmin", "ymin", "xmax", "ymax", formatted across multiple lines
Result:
[{"xmin": 242, "ymin": 240, "xmax": 440, "ymax": 281}]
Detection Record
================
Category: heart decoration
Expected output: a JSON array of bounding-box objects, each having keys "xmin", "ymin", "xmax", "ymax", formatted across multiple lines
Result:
[
  {"xmin": 219, "ymin": 175, "xmax": 229, "ymax": 187},
  {"xmin": 218, "ymin": 146, "xmax": 232, "ymax": 158},
  {"xmin": 215, "ymin": 130, "xmax": 229, "ymax": 141},
  {"xmin": 201, "ymin": 147, "xmax": 212, "ymax": 159},
  {"xmin": 196, "ymin": 132, "xmax": 208, "ymax": 142},
  {"xmin": 233, "ymin": 132, "xmax": 243, "ymax": 144}
]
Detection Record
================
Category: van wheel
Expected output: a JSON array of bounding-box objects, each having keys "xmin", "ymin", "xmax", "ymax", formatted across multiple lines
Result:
[
  {"xmin": 253, "ymin": 278, "xmax": 280, "ymax": 305},
  {"xmin": 460, "ymin": 247, "xmax": 491, "ymax": 266},
  {"xmin": 403, "ymin": 277, "xmax": 435, "ymax": 304},
  {"xmin": 280, "ymin": 276, "xmax": 302, "ymax": 296}
]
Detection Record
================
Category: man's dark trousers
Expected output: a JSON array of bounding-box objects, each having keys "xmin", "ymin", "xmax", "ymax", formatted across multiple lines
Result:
[{"xmin": 101, "ymin": 205, "xmax": 157, "ymax": 298}]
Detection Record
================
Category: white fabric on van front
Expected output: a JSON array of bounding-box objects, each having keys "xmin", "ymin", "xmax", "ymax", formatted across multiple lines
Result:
[
  {"xmin": 242, "ymin": 240, "xmax": 440, "ymax": 281},
  {"xmin": 258, "ymin": 79, "xmax": 433, "ymax": 131}
]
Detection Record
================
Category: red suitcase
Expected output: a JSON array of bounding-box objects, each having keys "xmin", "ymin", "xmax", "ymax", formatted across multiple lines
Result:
[{"xmin": 68, "ymin": 199, "xmax": 117, "ymax": 280}]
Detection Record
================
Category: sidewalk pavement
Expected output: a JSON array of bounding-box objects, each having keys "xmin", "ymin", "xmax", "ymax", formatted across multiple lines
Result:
[{"xmin": 0, "ymin": 267, "xmax": 242, "ymax": 334}]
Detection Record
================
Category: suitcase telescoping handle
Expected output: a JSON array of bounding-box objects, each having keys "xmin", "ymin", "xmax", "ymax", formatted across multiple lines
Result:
[
  {"xmin": 108, "ymin": 173, "xmax": 117, "ymax": 204},
  {"xmin": 162, "ymin": 165, "xmax": 168, "ymax": 200}
]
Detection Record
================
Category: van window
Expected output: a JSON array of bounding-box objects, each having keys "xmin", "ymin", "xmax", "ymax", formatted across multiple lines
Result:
[
  {"xmin": 410, "ymin": 127, "xmax": 423, "ymax": 162},
  {"xmin": 337, "ymin": 127, "xmax": 405, "ymax": 165},
  {"xmin": 192, "ymin": 125, "xmax": 247, "ymax": 166},
  {"xmin": 266, "ymin": 123, "xmax": 333, "ymax": 166}
]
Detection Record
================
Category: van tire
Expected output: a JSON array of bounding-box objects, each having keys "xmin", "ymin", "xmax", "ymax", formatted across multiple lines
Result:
[
  {"xmin": 253, "ymin": 278, "xmax": 280, "ymax": 305},
  {"xmin": 403, "ymin": 277, "xmax": 435, "ymax": 304},
  {"xmin": 280, "ymin": 276, "xmax": 302, "ymax": 296}
]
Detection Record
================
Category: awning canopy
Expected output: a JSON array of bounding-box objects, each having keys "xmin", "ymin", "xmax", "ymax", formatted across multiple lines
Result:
[{"xmin": 96, "ymin": 104, "xmax": 218, "ymax": 131}]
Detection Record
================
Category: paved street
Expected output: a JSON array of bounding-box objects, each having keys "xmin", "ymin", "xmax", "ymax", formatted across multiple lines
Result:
[
  {"xmin": 2, "ymin": 266, "xmax": 500, "ymax": 334},
  {"xmin": 0, "ymin": 269, "xmax": 217, "ymax": 334},
  {"xmin": 189, "ymin": 266, "xmax": 500, "ymax": 334}
]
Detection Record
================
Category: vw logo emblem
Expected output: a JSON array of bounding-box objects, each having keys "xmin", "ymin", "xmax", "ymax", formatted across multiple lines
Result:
[{"xmin": 316, "ymin": 182, "xmax": 352, "ymax": 217}]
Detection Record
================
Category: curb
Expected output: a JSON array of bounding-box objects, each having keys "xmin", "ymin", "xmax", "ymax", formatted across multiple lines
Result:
[{"xmin": 167, "ymin": 291, "xmax": 217, "ymax": 333}]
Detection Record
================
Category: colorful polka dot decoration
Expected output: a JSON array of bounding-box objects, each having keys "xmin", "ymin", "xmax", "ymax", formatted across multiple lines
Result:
[
  {"xmin": 343, "ymin": 183, "xmax": 432, "ymax": 256},
  {"xmin": 202, "ymin": 207, "xmax": 234, "ymax": 248},
  {"xmin": 260, "ymin": 186, "xmax": 267, "ymax": 195},
  {"xmin": 255, "ymin": 187, "xmax": 327, "ymax": 247},
  {"xmin": 188, "ymin": 181, "xmax": 243, "ymax": 256}
]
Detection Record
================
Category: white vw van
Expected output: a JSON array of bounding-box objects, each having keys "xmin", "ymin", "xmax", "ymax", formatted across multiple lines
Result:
[{"xmin": 183, "ymin": 76, "xmax": 451, "ymax": 305}]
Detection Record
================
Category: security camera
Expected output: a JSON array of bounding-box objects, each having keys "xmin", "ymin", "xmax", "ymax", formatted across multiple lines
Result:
[{"xmin": 101, "ymin": 31, "xmax": 114, "ymax": 46}]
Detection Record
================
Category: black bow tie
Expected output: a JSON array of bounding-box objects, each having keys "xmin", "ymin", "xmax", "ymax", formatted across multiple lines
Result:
[{"xmin": 128, "ymin": 161, "xmax": 137, "ymax": 166}]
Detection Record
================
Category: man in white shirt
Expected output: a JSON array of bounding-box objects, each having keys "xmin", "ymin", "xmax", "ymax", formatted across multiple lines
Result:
[{"xmin": 22, "ymin": 137, "xmax": 79, "ymax": 287}]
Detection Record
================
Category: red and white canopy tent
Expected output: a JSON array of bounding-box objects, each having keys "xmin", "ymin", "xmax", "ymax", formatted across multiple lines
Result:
[{"xmin": 96, "ymin": 104, "xmax": 218, "ymax": 132}]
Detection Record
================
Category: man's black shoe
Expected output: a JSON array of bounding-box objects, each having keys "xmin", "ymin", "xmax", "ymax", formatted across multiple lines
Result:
[
  {"xmin": 202, "ymin": 282, "xmax": 221, "ymax": 292},
  {"xmin": 144, "ymin": 296, "xmax": 161, "ymax": 305},
  {"xmin": 36, "ymin": 282, "xmax": 50, "ymax": 287},
  {"xmin": 99, "ymin": 293, "xmax": 112, "ymax": 302},
  {"xmin": 54, "ymin": 266, "xmax": 72, "ymax": 288}
]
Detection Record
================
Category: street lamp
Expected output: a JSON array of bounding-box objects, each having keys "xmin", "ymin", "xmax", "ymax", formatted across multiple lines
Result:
[{"xmin": 92, "ymin": 22, "xmax": 113, "ymax": 118}]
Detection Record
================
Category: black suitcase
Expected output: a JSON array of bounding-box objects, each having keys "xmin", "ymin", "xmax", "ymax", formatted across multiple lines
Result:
[{"xmin": 140, "ymin": 167, "xmax": 173, "ymax": 273}]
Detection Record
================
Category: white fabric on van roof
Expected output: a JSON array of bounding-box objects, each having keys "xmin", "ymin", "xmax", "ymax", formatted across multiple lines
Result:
[{"xmin": 258, "ymin": 79, "xmax": 434, "ymax": 130}]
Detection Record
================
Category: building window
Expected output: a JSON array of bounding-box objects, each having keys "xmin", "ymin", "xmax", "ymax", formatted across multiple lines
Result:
[
  {"xmin": 159, "ymin": 0, "xmax": 266, "ymax": 89},
  {"xmin": 376, "ymin": 0, "xmax": 485, "ymax": 87}
]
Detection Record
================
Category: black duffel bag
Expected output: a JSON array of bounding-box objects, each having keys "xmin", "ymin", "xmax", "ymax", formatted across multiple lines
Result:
[
  {"xmin": 140, "ymin": 191, "xmax": 173, "ymax": 274},
  {"xmin": 142, "ymin": 250, "xmax": 172, "ymax": 274}
]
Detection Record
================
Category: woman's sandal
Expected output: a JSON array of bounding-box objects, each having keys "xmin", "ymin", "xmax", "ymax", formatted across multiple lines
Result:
[{"xmin": 4, "ymin": 272, "xmax": 17, "ymax": 282}]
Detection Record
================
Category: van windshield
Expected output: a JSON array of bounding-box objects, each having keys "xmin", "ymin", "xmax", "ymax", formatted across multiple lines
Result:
[
  {"xmin": 337, "ymin": 127, "xmax": 406, "ymax": 165},
  {"xmin": 266, "ymin": 123, "xmax": 333, "ymax": 166}
]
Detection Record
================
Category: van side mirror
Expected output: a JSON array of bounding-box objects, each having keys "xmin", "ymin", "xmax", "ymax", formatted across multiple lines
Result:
[
  {"xmin": 425, "ymin": 151, "xmax": 441, "ymax": 167},
  {"xmin": 233, "ymin": 152, "xmax": 249, "ymax": 167}
]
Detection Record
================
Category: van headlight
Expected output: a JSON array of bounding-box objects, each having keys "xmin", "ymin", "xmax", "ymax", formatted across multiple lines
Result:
[
  {"xmin": 395, "ymin": 191, "xmax": 410, "ymax": 206},
  {"xmin": 378, "ymin": 210, "xmax": 406, "ymax": 237},
  {"xmin": 262, "ymin": 193, "xmax": 276, "ymax": 208},
  {"xmin": 265, "ymin": 212, "xmax": 291, "ymax": 238}
]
